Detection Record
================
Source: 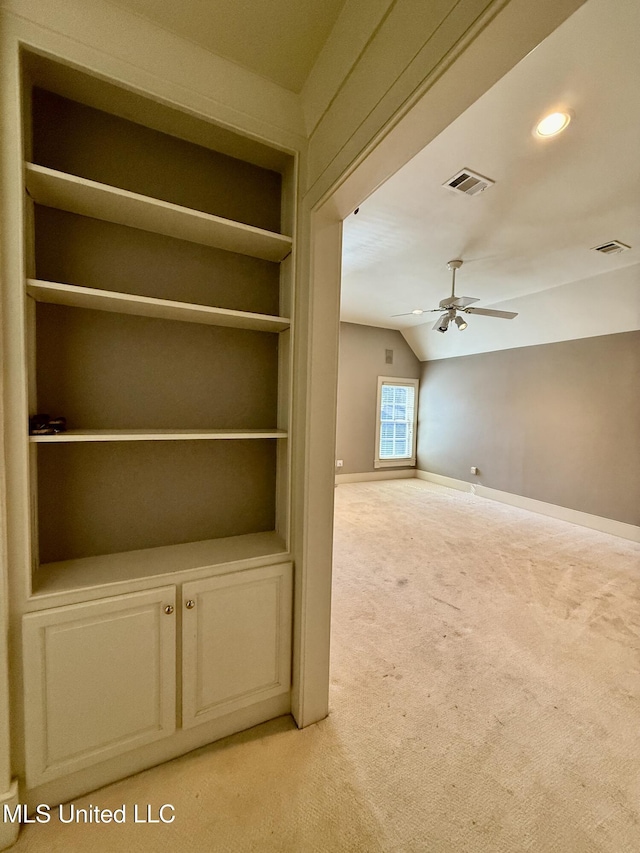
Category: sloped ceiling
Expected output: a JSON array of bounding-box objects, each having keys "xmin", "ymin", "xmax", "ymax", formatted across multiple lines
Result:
[
  {"xmin": 107, "ymin": 0, "xmax": 346, "ymax": 92},
  {"xmin": 341, "ymin": 0, "xmax": 640, "ymax": 360}
]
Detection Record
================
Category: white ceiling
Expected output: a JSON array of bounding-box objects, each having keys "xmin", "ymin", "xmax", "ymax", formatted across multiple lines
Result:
[
  {"xmin": 107, "ymin": 0, "xmax": 346, "ymax": 92},
  {"xmin": 341, "ymin": 0, "xmax": 640, "ymax": 355}
]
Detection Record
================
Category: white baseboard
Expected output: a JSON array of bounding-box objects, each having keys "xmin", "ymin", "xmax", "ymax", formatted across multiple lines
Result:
[
  {"xmin": 0, "ymin": 779, "xmax": 19, "ymax": 850},
  {"xmin": 335, "ymin": 469, "xmax": 416, "ymax": 485},
  {"xmin": 416, "ymin": 471, "xmax": 468, "ymax": 492},
  {"xmin": 416, "ymin": 471, "xmax": 640, "ymax": 543}
]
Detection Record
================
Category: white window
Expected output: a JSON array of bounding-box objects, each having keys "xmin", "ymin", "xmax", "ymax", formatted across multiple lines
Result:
[{"xmin": 374, "ymin": 377, "xmax": 418, "ymax": 468}]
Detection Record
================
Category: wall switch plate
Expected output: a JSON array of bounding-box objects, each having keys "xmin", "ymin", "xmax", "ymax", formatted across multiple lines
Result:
[
  {"xmin": 385, "ymin": 349, "xmax": 393, "ymax": 364},
  {"xmin": 470, "ymin": 466, "xmax": 478, "ymax": 475},
  {"xmin": 336, "ymin": 460, "xmax": 344, "ymax": 468}
]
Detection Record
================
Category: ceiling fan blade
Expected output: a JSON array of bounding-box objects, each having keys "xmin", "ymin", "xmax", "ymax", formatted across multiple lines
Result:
[
  {"xmin": 451, "ymin": 296, "xmax": 479, "ymax": 308},
  {"xmin": 439, "ymin": 295, "xmax": 479, "ymax": 309},
  {"xmin": 464, "ymin": 307, "xmax": 518, "ymax": 319}
]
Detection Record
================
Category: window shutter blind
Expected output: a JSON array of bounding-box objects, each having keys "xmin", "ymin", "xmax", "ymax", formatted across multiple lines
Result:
[{"xmin": 379, "ymin": 383, "xmax": 415, "ymax": 459}]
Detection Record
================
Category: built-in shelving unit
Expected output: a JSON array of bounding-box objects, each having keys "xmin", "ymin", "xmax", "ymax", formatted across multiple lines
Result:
[
  {"xmin": 24, "ymin": 68, "xmax": 295, "ymax": 589},
  {"xmin": 10, "ymin": 45, "xmax": 298, "ymax": 805}
]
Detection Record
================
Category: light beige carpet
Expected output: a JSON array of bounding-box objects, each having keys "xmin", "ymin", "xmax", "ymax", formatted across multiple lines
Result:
[{"xmin": 11, "ymin": 480, "xmax": 640, "ymax": 852}]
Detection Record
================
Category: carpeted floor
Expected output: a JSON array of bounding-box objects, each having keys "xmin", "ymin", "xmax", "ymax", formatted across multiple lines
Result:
[{"xmin": 11, "ymin": 480, "xmax": 640, "ymax": 852}]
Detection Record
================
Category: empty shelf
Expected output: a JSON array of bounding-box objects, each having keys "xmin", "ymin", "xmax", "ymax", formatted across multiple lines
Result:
[
  {"xmin": 30, "ymin": 429, "xmax": 288, "ymax": 443},
  {"xmin": 33, "ymin": 531, "xmax": 289, "ymax": 596},
  {"xmin": 27, "ymin": 280, "xmax": 290, "ymax": 332},
  {"xmin": 25, "ymin": 163, "xmax": 292, "ymax": 262}
]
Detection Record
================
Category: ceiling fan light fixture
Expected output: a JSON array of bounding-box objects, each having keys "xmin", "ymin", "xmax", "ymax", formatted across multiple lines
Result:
[
  {"xmin": 434, "ymin": 313, "xmax": 450, "ymax": 333},
  {"xmin": 401, "ymin": 258, "xmax": 518, "ymax": 333},
  {"xmin": 534, "ymin": 110, "xmax": 572, "ymax": 138}
]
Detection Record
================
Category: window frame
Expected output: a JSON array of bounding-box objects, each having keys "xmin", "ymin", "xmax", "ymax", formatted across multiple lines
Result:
[{"xmin": 374, "ymin": 376, "xmax": 419, "ymax": 469}]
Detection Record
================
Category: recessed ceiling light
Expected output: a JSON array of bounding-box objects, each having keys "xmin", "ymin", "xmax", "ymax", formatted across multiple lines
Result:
[
  {"xmin": 411, "ymin": 309, "xmax": 424, "ymax": 315},
  {"xmin": 534, "ymin": 111, "xmax": 572, "ymax": 138}
]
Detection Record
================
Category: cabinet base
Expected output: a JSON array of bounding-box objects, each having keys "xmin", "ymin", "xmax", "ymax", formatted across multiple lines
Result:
[
  {"xmin": 0, "ymin": 780, "xmax": 19, "ymax": 850},
  {"xmin": 24, "ymin": 694, "xmax": 291, "ymax": 813}
]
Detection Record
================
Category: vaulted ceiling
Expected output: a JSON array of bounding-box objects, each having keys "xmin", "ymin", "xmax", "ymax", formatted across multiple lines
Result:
[{"xmin": 341, "ymin": 0, "xmax": 640, "ymax": 358}]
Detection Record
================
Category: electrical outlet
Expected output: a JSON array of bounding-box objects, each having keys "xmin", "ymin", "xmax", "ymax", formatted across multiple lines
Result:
[
  {"xmin": 470, "ymin": 466, "xmax": 479, "ymax": 475},
  {"xmin": 336, "ymin": 459, "xmax": 344, "ymax": 468}
]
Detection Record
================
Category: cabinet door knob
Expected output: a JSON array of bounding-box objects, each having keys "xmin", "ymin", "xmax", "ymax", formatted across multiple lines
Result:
[
  {"xmin": 164, "ymin": 605, "xmax": 174, "ymax": 615},
  {"xmin": 185, "ymin": 599, "xmax": 196, "ymax": 609}
]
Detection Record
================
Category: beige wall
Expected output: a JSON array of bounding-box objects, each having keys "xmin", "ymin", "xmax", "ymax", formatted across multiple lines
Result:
[
  {"xmin": 32, "ymin": 89, "xmax": 283, "ymax": 232},
  {"xmin": 38, "ymin": 440, "xmax": 277, "ymax": 562},
  {"xmin": 417, "ymin": 330, "xmax": 640, "ymax": 525},
  {"xmin": 336, "ymin": 322, "xmax": 420, "ymax": 475}
]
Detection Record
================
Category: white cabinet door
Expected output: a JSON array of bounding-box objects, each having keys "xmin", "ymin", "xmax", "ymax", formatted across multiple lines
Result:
[
  {"xmin": 23, "ymin": 587, "xmax": 176, "ymax": 787},
  {"xmin": 182, "ymin": 563, "xmax": 292, "ymax": 728}
]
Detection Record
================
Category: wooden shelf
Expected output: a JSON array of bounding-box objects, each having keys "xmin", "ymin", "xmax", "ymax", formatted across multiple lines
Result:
[
  {"xmin": 33, "ymin": 531, "xmax": 288, "ymax": 596},
  {"xmin": 25, "ymin": 163, "xmax": 292, "ymax": 262},
  {"xmin": 27, "ymin": 280, "xmax": 290, "ymax": 332},
  {"xmin": 30, "ymin": 429, "xmax": 287, "ymax": 443}
]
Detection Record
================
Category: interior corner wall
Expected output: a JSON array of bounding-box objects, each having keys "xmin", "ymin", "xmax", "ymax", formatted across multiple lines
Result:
[
  {"xmin": 336, "ymin": 322, "xmax": 420, "ymax": 475},
  {"xmin": 417, "ymin": 330, "xmax": 640, "ymax": 525}
]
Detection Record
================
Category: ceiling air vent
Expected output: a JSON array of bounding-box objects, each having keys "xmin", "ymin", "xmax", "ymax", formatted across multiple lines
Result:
[
  {"xmin": 443, "ymin": 168, "xmax": 494, "ymax": 196},
  {"xmin": 592, "ymin": 240, "xmax": 631, "ymax": 255}
]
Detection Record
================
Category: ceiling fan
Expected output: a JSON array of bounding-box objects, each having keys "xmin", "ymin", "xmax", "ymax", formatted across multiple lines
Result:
[{"xmin": 393, "ymin": 259, "xmax": 518, "ymax": 333}]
